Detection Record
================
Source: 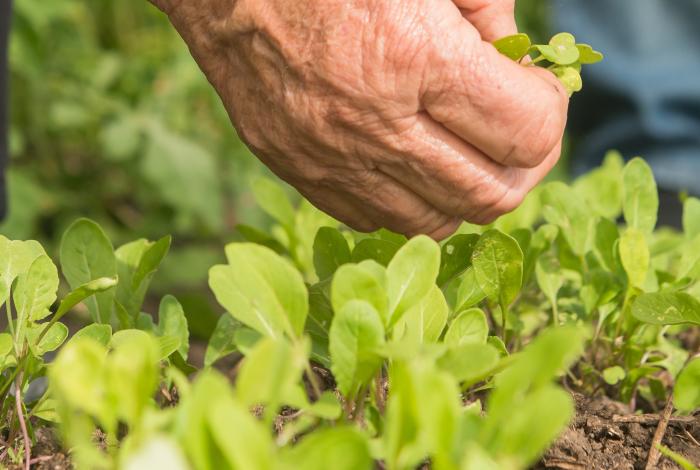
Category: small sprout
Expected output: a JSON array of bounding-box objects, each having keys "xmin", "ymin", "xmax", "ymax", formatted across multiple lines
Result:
[
  {"xmin": 493, "ymin": 32, "xmax": 603, "ymax": 96},
  {"xmin": 602, "ymin": 366, "xmax": 626, "ymax": 385},
  {"xmin": 493, "ymin": 33, "xmax": 532, "ymax": 61}
]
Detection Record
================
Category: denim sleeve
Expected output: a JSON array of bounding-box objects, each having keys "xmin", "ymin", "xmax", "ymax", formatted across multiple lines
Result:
[
  {"xmin": 553, "ymin": 0, "xmax": 700, "ymax": 194},
  {"xmin": 0, "ymin": 0, "xmax": 10, "ymax": 219}
]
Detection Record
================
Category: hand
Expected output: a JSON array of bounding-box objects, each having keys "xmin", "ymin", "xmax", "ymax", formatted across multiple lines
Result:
[{"xmin": 150, "ymin": 0, "xmax": 568, "ymax": 239}]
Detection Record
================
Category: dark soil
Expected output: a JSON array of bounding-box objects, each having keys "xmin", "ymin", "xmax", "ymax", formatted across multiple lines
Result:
[
  {"xmin": 7, "ymin": 427, "xmax": 71, "ymax": 470},
  {"xmin": 536, "ymin": 393, "xmax": 700, "ymax": 470}
]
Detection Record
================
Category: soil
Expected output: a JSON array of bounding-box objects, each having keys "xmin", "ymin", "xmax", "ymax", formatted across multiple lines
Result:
[{"xmin": 536, "ymin": 393, "xmax": 700, "ymax": 470}]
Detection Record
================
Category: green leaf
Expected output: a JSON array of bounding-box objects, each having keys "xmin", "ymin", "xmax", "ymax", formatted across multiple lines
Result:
[
  {"xmin": 278, "ymin": 427, "xmax": 372, "ymax": 470},
  {"xmin": 0, "ymin": 236, "xmax": 45, "ymax": 298},
  {"xmin": 331, "ymin": 262, "xmax": 388, "ymax": 324},
  {"xmin": 205, "ymin": 315, "xmax": 240, "ymax": 367},
  {"xmin": 251, "ymin": 176, "xmax": 296, "ymax": 230},
  {"xmin": 540, "ymin": 182, "xmax": 592, "ymax": 256},
  {"xmin": 675, "ymin": 358, "xmax": 700, "ymax": 412},
  {"xmin": 156, "ymin": 295, "xmax": 189, "ymax": 361},
  {"xmin": 13, "ymin": 255, "xmax": 59, "ymax": 325},
  {"xmin": 437, "ymin": 343, "xmax": 499, "ymax": 384},
  {"xmin": 27, "ymin": 322, "xmax": 68, "ymax": 356},
  {"xmin": 632, "ymin": 292, "xmax": 700, "ymax": 325},
  {"xmin": 54, "ymin": 277, "xmax": 118, "ymax": 322},
  {"xmin": 386, "ymin": 235, "xmax": 441, "ymax": 325},
  {"xmin": 305, "ymin": 391, "xmax": 343, "ymax": 420},
  {"xmin": 50, "ymin": 338, "xmax": 108, "ymax": 419},
  {"xmin": 351, "ymin": 238, "xmax": 401, "ymax": 266},
  {"xmin": 547, "ymin": 32, "xmax": 580, "ymax": 64},
  {"xmin": 437, "ymin": 233, "xmax": 479, "ymax": 286},
  {"xmin": 107, "ymin": 330, "xmax": 160, "ymax": 425},
  {"xmin": 60, "ymin": 219, "xmax": 116, "ymax": 323},
  {"xmin": 444, "ymin": 308, "xmax": 488, "ymax": 346},
  {"xmin": 594, "ymin": 217, "xmax": 621, "ymax": 271},
  {"xmin": 552, "ymin": 66, "xmax": 582, "ymax": 96},
  {"xmin": 622, "ymin": 157, "xmax": 658, "ymax": 234},
  {"xmin": 313, "ymin": 227, "xmax": 351, "ymax": 280},
  {"xmin": 206, "ymin": 395, "xmax": 274, "ymax": 470},
  {"xmin": 619, "ymin": 228, "xmax": 649, "ymax": 288},
  {"xmin": 472, "ymin": 230, "xmax": 523, "ymax": 309},
  {"xmin": 0, "ymin": 333, "xmax": 12, "ymax": 357},
  {"xmin": 394, "ymin": 286, "xmax": 448, "ymax": 346},
  {"xmin": 573, "ymin": 150, "xmax": 624, "ymax": 219},
  {"xmin": 234, "ymin": 327, "xmax": 263, "ymax": 355},
  {"xmin": 209, "ymin": 243, "xmax": 308, "ymax": 339},
  {"xmin": 132, "ymin": 235, "xmax": 171, "ymax": 291},
  {"xmin": 236, "ymin": 337, "xmax": 307, "ymax": 412},
  {"xmin": 602, "ymin": 366, "xmax": 626, "ymax": 385},
  {"xmin": 683, "ymin": 197, "xmax": 700, "ymax": 239},
  {"xmin": 576, "ymin": 44, "xmax": 604, "ymax": 64},
  {"xmin": 535, "ymin": 252, "xmax": 563, "ymax": 305},
  {"xmin": 115, "ymin": 240, "xmax": 151, "ymax": 321},
  {"xmin": 489, "ymin": 385, "xmax": 575, "ymax": 466},
  {"xmin": 455, "ymin": 267, "xmax": 486, "ymax": 311},
  {"xmin": 493, "ymin": 33, "xmax": 532, "ymax": 61},
  {"xmin": 71, "ymin": 323, "xmax": 112, "ymax": 347},
  {"xmin": 329, "ymin": 300, "xmax": 385, "ymax": 397}
]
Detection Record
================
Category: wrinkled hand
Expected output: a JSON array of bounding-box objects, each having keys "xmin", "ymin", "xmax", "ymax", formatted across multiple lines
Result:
[{"xmin": 151, "ymin": 0, "xmax": 568, "ymax": 239}]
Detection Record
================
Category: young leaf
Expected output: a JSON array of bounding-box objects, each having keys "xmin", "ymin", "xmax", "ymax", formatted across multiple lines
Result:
[
  {"xmin": 632, "ymin": 292, "xmax": 700, "ymax": 325},
  {"xmin": 535, "ymin": 253, "xmax": 563, "ymax": 308},
  {"xmin": 209, "ymin": 243, "xmax": 308, "ymax": 339},
  {"xmin": 444, "ymin": 308, "xmax": 488, "ymax": 346},
  {"xmin": 278, "ymin": 427, "xmax": 372, "ymax": 470},
  {"xmin": 131, "ymin": 235, "xmax": 171, "ymax": 291},
  {"xmin": 206, "ymin": 396, "xmax": 275, "ymax": 470},
  {"xmin": 622, "ymin": 157, "xmax": 658, "ymax": 234},
  {"xmin": 492, "ymin": 33, "xmax": 532, "ymax": 61},
  {"xmin": 331, "ymin": 262, "xmax": 388, "ymax": 324},
  {"xmin": 675, "ymin": 358, "xmax": 700, "ymax": 412},
  {"xmin": 13, "ymin": 255, "xmax": 59, "ymax": 325},
  {"xmin": 394, "ymin": 285, "xmax": 448, "ymax": 346},
  {"xmin": 107, "ymin": 330, "xmax": 160, "ymax": 425},
  {"xmin": 386, "ymin": 235, "xmax": 440, "ymax": 325},
  {"xmin": 251, "ymin": 176, "xmax": 296, "ymax": 230},
  {"xmin": 576, "ymin": 44, "xmax": 604, "ymax": 64},
  {"xmin": 0, "ymin": 237, "xmax": 45, "ymax": 296},
  {"xmin": 71, "ymin": 323, "xmax": 112, "ymax": 347},
  {"xmin": 437, "ymin": 343, "xmax": 499, "ymax": 384},
  {"xmin": 619, "ymin": 228, "xmax": 649, "ymax": 288},
  {"xmin": 437, "ymin": 233, "xmax": 479, "ymax": 286},
  {"xmin": 683, "ymin": 197, "xmax": 700, "ymax": 239},
  {"xmin": 602, "ymin": 366, "xmax": 626, "ymax": 385},
  {"xmin": 60, "ymin": 218, "xmax": 117, "ymax": 323},
  {"xmin": 27, "ymin": 322, "xmax": 69, "ymax": 356},
  {"xmin": 540, "ymin": 181, "xmax": 591, "ymax": 256},
  {"xmin": 156, "ymin": 295, "xmax": 189, "ymax": 361},
  {"xmin": 236, "ymin": 337, "xmax": 307, "ymax": 412},
  {"xmin": 536, "ymin": 32, "xmax": 580, "ymax": 65},
  {"xmin": 552, "ymin": 66, "xmax": 582, "ymax": 96},
  {"xmin": 329, "ymin": 300, "xmax": 385, "ymax": 397},
  {"xmin": 455, "ymin": 267, "xmax": 486, "ymax": 311},
  {"xmin": 205, "ymin": 314, "xmax": 240, "ymax": 367},
  {"xmin": 351, "ymin": 238, "xmax": 402, "ymax": 266},
  {"xmin": 53, "ymin": 277, "xmax": 118, "ymax": 323},
  {"xmin": 472, "ymin": 229, "xmax": 523, "ymax": 309},
  {"xmin": 313, "ymin": 227, "xmax": 351, "ymax": 280}
]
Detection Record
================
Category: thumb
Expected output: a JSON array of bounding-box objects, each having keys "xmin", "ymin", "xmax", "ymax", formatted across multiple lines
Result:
[{"xmin": 454, "ymin": 0, "xmax": 517, "ymax": 42}]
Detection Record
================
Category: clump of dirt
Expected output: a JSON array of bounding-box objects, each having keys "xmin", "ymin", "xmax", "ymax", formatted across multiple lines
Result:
[{"xmin": 536, "ymin": 393, "xmax": 700, "ymax": 470}]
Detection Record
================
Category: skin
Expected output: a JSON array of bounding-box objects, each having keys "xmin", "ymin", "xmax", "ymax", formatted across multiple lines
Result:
[{"xmin": 149, "ymin": 0, "xmax": 568, "ymax": 239}]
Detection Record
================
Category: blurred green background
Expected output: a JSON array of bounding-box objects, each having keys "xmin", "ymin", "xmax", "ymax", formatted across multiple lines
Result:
[{"xmin": 1, "ymin": 0, "xmax": 550, "ymax": 334}]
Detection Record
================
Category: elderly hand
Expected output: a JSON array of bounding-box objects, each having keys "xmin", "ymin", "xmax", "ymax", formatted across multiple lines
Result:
[{"xmin": 151, "ymin": 0, "xmax": 568, "ymax": 239}]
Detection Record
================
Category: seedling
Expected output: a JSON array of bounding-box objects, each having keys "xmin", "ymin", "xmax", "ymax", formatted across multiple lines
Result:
[{"xmin": 494, "ymin": 32, "xmax": 604, "ymax": 95}]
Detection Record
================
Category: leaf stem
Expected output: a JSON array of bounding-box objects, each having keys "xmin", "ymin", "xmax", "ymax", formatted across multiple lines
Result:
[
  {"xmin": 304, "ymin": 363, "xmax": 322, "ymax": 401},
  {"xmin": 15, "ymin": 375, "xmax": 31, "ymax": 470}
]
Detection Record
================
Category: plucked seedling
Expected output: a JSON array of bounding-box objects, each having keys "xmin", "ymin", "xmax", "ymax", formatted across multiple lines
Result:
[{"xmin": 494, "ymin": 32, "xmax": 603, "ymax": 96}]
